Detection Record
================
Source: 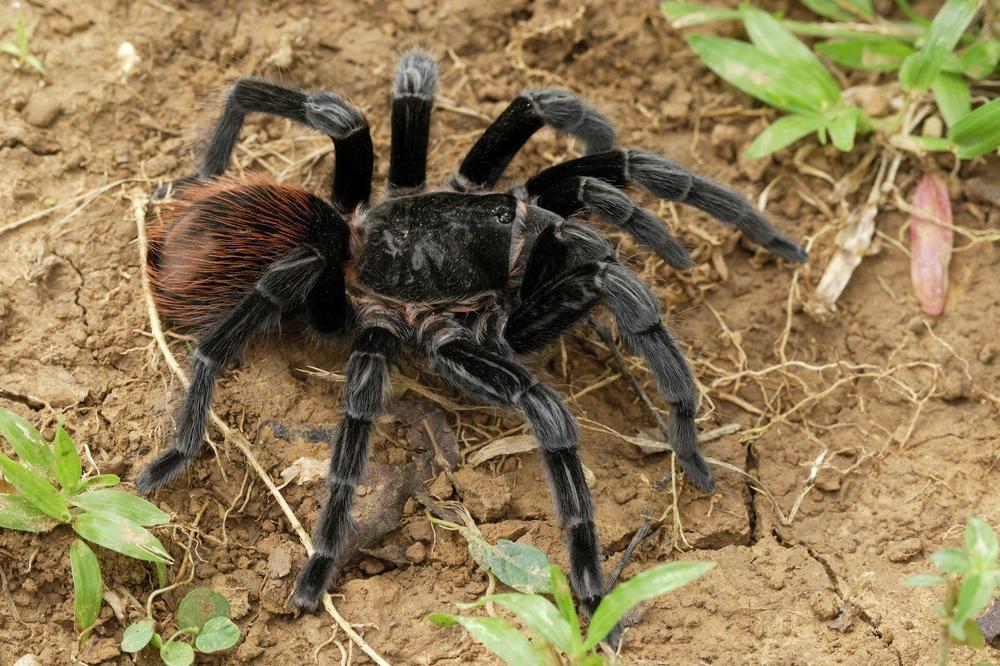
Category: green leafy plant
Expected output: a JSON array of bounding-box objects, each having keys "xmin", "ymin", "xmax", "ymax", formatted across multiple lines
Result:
[
  {"xmin": 663, "ymin": 0, "xmax": 999, "ymax": 159},
  {"xmin": 121, "ymin": 587, "xmax": 241, "ymax": 666},
  {"xmin": 429, "ymin": 561, "xmax": 715, "ymax": 665},
  {"xmin": 1, "ymin": 17, "xmax": 45, "ymax": 75},
  {"xmin": 905, "ymin": 516, "xmax": 1000, "ymax": 665},
  {"xmin": 661, "ymin": 0, "xmax": 998, "ymax": 316},
  {"xmin": 425, "ymin": 500, "xmax": 552, "ymax": 593},
  {"xmin": 0, "ymin": 408, "xmax": 172, "ymax": 643}
]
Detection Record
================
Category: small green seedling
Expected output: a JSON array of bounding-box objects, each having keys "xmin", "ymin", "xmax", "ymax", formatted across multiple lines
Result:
[
  {"xmin": 1, "ymin": 18, "xmax": 45, "ymax": 75},
  {"xmin": 121, "ymin": 587, "xmax": 241, "ymax": 666},
  {"xmin": 429, "ymin": 561, "xmax": 715, "ymax": 665},
  {"xmin": 905, "ymin": 516, "xmax": 1000, "ymax": 665},
  {"xmin": 662, "ymin": 0, "xmax": 1000, "ymax": 158},
  {"xmin": 0, "ymin": 408, "xmax": 172, "ymax": 644}
]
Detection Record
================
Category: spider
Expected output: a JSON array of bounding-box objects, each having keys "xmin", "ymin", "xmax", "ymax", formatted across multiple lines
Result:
[{"xmin": 137, "ymin": 52, "xmax": 806, "ymax": 629}]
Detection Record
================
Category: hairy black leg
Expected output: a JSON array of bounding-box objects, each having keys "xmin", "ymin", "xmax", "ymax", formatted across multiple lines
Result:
[
  {"xmin": 420, "ymin": 320, "xmax": 612, "ymax": 629},
  {"xmin": 507, "ymin": 221, "xmax": 714, "ymax": 491},
  {"xmin": 198, "ymin": 79, "xmax": 374, "ymax": 213},
  {"xmin": 452, "ymin": 90, "xmax": 615, "ymax": 192},
  {"xmin": 524, "ymin": 148, "xmax": 807, "ymax": 262},
  {"xmin": 136, "ymin": 246, "xmax": 326, "ymax": 494},
  {"xmin": 388, "ymin": 51, "xmax": 438, "ymax": 194},
  {"xmin": 533, "ymin": 176, "xmax": 692, "ymax": 269},
  {"xmin": 294, "ymin": 318, "xmax": 404, "ymax": 609}
]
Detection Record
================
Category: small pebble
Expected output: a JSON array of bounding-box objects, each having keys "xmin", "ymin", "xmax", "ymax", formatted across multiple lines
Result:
[
  {"xmin": 406, "ymin": 542, "xmax": 427, "ymax": 564},
  {"xmin": 24, "ymin": 94, "xmax": 62, "ymax": 128},
  {"xmin": 359, "ymin": 558, "xmax": 384, "ymax": 575}
]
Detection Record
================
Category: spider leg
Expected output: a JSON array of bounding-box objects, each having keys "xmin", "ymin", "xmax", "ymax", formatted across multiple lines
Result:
[
  {"xmin": 136, "ymin": 246, "xmax": 327, "ymax": 495},
  {"xmin": 295, "ymin": 314, "xmax": 404, "ymax": 609},
  {"xmin": 388, "ymin": 51, "xmax": 438, "ymax": 195},
  {"xmin": 531, "ymin": 176, "xmax": 692, "ymax": 269},
  {"xmin": 506, "ymin": 220, "xmax": 714, "ymax": 492},
  {"xmin": 524, "ymin": 148, "xmax": 807, "ymax": 262},
  {"xmin": 198, "ymin": 79, "xmax": 374, "ymax": 213},
  {"xmin": 419, "ymin": 317, "xmax": 614, "ymax": 630},
  {"xmin": 452, "ymin": 89, "xmax": 615, "ymax": 192}
]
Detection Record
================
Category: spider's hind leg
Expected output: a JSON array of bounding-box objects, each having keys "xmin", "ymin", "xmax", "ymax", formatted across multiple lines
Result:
[
  {"xmin": 419, "ymin": 318, "xmax": 612, "ymax": 631},
  {"xmin": 136, "ymin": 246, "xmax": 327, "ymax": 494}
]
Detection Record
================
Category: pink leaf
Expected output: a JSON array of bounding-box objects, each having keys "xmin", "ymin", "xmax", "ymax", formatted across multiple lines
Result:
[{"xmin": 909, "ymin": 172, "xmax": 953, "ymax": 316}]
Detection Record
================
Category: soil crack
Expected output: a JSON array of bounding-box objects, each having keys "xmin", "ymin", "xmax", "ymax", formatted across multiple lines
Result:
[
  {"xmin": 51, "ymin": 250, "xmax": 88, "ymax": 322},
  {"xmin": 772, "ymin": 529, "xmax": 902, "ymax": 665}
]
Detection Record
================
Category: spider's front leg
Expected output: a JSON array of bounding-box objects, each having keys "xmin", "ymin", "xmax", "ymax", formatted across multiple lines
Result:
[
  {"xmin": 137, "ymin": 246, "xmax": 326, "ymax": 494},
  {"xmin": 156, "ymin": 79, "xmax": 374, "ymax": 213},
  {"xmin": 294, "ymin": 313, "xmax": 405, "ymax": 609},
  {"xmin": 418, "ymin": 316, "xmax": 619, "ymax": 638},
  {"xmin": 506, "ymin": 220, "xmax": 713, "ymax": 491}
]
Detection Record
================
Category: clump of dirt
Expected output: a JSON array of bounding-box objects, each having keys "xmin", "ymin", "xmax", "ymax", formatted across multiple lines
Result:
[{"xmin": 1, "ymin": 0, "xmax": 998, "ymax": 664}]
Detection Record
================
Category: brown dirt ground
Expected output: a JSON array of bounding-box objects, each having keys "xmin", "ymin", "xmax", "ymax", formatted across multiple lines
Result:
[{"xmin": 1, "ymin": 0, "xmax": 998, "ymax": 664}]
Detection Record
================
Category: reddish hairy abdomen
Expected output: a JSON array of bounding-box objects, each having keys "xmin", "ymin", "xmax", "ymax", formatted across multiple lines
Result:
[{"xmin": 147, "ymin": 175, "xmax": 328, "ymax": 330}]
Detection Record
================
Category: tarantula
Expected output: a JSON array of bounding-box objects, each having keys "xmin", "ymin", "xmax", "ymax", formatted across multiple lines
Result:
[{"xmin": 138, "ymin": 52, "xmax": 805, "ymax": 627}]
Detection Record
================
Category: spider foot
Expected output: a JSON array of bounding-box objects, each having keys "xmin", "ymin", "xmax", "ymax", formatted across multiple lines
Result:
[
  {"xmin": 293, "ymin": 554, "xmax": 338, "ymax": 611},
  {"xmin": 135, "ymin": 448, "xmax": 188, "ymax": 496}
]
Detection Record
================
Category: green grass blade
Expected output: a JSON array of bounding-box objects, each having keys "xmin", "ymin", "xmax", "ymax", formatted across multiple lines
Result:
[
  {"xmin": 895, "ymin": 0, "xmax": 930, "ymax": 25},
  {"xmin": 53, "ymin": 423, "xmax": 82, "ymax": 491},
  {"xmin": 583, "ymin": 561, "xmax": 716, "ymax": 650},
  {"xmin": 0, "ymin": 407, "xmax": 55, "ymax": 474},
  {"xmin": 932, "ymin": 72, "xmax": 971, "ymax": 127},
  {"xmin": 687, "ymin": 35, "xmax": 829, "ymax": 114},
  {"xmin": 24, "ymin": 53, "xmax": 44, "ymax": 74},
  {"xmin": 816, "ymin": 38, "xmax": 914, "ymax": 72},
  {"xmin": 745, "ymin": 113, "xmax": 826, "ymax": 158},
  {"xmin": 899, "ymin": 0, "xmax": 980, "ymax": 91},
  {"xmin": 0, "ymin": 493, "xmax": 59, "ymax": 532},
  {"xmin": 74, "ymin": 474, "xmax": 120, "ymax": 493},
  {"xmin": 800, "ymin": 0, "xmax": 873, "ymax": 20},
  {"xmin": 905, "ymin": 135, "xmax": 955, "ymax": 152},
  {"xmin": 70, "ymin": 539, "xmax": 104, "ymax": 643},
  {"xmin": 549, "ymin": 566, "xmax": 581, "ymax": 641},
  {"xmin": 72, "ymin": 512, "xmax": 173, "ymax": 563},
  {"xmin": 741, "ymin": 4, "xmax": 841, "ymax": 106},
  {"xmin": 828, "ymin": 108, "xmax": 859, "ymax": 151},
  {"xmin": 0, "ymin": 452, "xmax": 70, "ymax": 521},
  {"xmin": 486, "ymin": 593, "xmax": 579, "ymax": 656},
  {"xmin": 660, "ymin": 2, "xmax": 742, "ymax": 27},
  {"xmin": 1, "ymin": 42, "xmax": 20, "ymax": 57},
  {"xmin": 428, "ymin": 614, "xmax": 546, "ymax": 666},
  {"xmin": 949, "ymin": 97, "xmax": 1000, "ymax": 158},
  {"xmin": 959, "ymin": 39, "xmax": 1000, "ymax": 79},
  {"xmin": 71, "ymin": 489, "xmax": 170, "ymax": 527},
  {"xmin": 16, "ymin": 18, "xmax": 28, "ymax": 53}
]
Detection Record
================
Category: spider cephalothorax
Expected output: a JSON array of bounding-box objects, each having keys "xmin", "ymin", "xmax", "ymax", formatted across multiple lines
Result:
[{"xmin": 138, "ymin": 52, "xmax": 805, "ymax": 634}]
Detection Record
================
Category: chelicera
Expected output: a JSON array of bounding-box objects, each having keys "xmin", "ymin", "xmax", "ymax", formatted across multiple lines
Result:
[{"xmin": 138, "ymin": 52, "xmax": 806, "ymax": 633}]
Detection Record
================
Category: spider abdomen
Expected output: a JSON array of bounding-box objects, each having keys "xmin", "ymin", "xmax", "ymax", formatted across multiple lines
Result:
[
  {"xmin": 147, "ymin": 175, "xmax": 348, "ymax": 329},
  {"xmin": 356, "ymin": 191, "xmax": 517, "ymax": 302}
]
